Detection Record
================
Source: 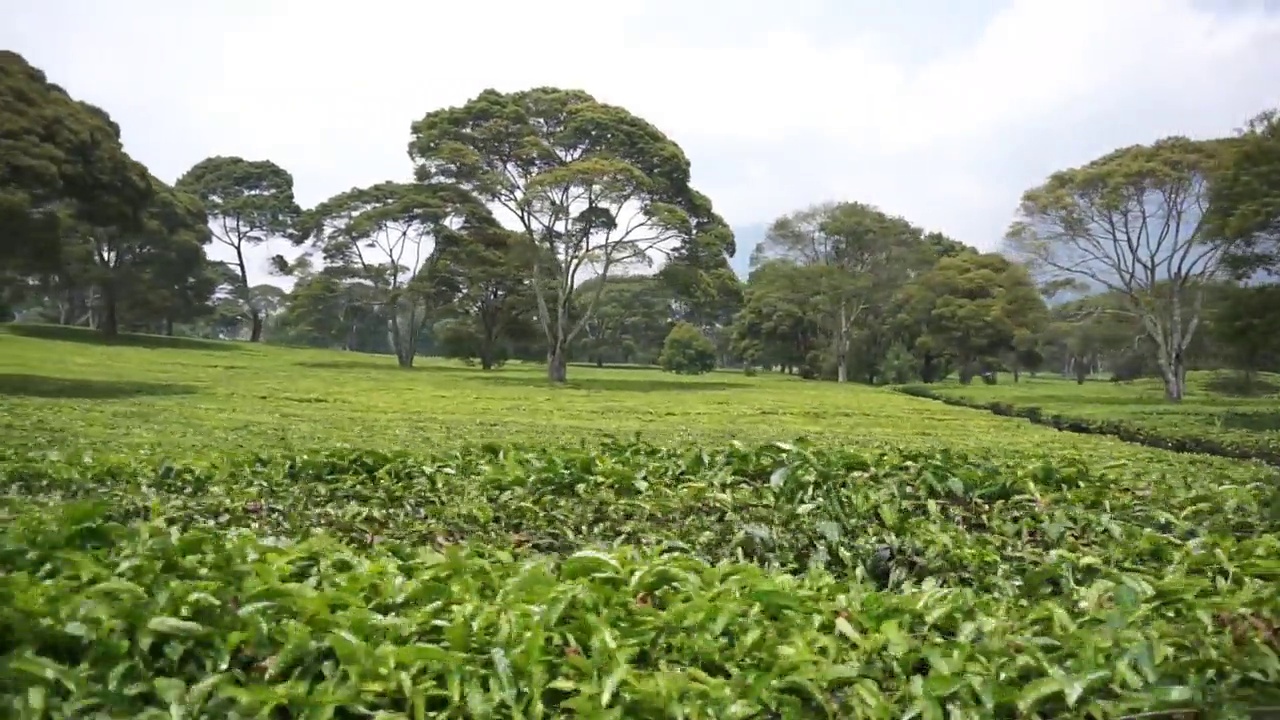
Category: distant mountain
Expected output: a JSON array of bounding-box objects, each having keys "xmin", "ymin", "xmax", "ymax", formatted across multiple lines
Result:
[{"xmin": 729, "ymin": 223, "xmax": 767, "ymax": 278}]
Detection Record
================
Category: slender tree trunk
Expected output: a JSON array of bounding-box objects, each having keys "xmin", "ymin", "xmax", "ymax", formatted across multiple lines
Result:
[
  {"xmin": 1163, "ymin": 352, "xmax": 1186, "ymax": 401},
  {"xmin": 345, "ymin": 321, "xmax": 358, "ymax": 351},
  {"xmin": 480, "ymin": 329, "xmax": 495, "ymax": 370},
  {"xmin": 100, "ymin": 283, "xmax": 119, "ymax": 338},
  {"xmin": 547, "ymin": 340, "xmax": 567, "ymax": 382},
  {"xmin": 249, "ymin": 310, "xmax": 264, "ymax": 343},
  {"xmin": 389, "ymin": 313, "xmax": 413, "ymax": 368},
  {"xmin": 835, "ymin": 303, "xmax": 849, "ymax": 383},
  {"xmin": 547, "ymin": 300, "xmax": 571, "ymax": 383},
  {"xmin": 230, "ymin": 243, "xmax": 263, "ymax": 343},
  {"xmin": 164, "ymin": 317, "xmax": 174, "ymax": 336},
  {"xmin": 479, "ymin": 316, "xmax": 500, "ymax": 370}
]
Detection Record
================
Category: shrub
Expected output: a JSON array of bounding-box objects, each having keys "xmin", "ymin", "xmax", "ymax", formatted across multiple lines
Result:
[{"xmin": 658, "ymin": 322, "xmax": 716, "ymax": 375}]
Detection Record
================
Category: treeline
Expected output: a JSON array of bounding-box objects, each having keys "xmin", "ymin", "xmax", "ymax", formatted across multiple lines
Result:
[{"xmin": 4, "ymin": 50, "xmax": 1278, "ymax": 399}]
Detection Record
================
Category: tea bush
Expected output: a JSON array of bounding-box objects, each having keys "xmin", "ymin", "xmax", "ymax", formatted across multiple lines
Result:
[{"xmin": 2, "ymin": 328, "xmax": 1279, "ymax": 717}]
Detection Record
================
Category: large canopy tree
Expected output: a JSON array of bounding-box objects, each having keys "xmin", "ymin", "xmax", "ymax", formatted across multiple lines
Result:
[
  {"xmin": 83, "ymin": 177, "xmax": 211, "ymax": 336},
  {"xmin": 751, "ymin": 201, "xmax": 924, "ymax": 382},
  {"xmin": 408, "ymin": 87, "xmax": 733, "ymax": 382},
  {"xmin": 731, "ymin": 260, "xmax": 828, "ymax": 376},
  {"xmin": 431, "ymin": 226, "xmax": 537, "ymax": 370},
  {"xmin": 296, "ymin": 181, "xmax": 493, "ymax": 367},
  {"xmin": 901, "ymin": 252, "xmax": 1048, "ymax": 384},
  {"xmin": 1, "ymin": 51, "xmax": 152, "ymax": 312},
  {"xmin": 575, "ymin": 275, "xmax": 674, "ymax": 366},
  {"xmin": 175, "ymin": 156, "xmax": 300, "ymax": 342},
  {"xmin": 1005, "ymin": 137, "xmax": 1233, "ymax": 401}
]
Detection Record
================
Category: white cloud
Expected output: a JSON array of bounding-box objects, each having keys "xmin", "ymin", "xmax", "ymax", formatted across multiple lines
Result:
[{"xmin": 5, "ymin": 0, "xmax": 1279, "ymax": 286}]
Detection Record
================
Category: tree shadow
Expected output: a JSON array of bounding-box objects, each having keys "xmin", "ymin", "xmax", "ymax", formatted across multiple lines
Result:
[
  {"xmin": 472, "ymin": 374, "xmax": 743, "ymax": 393},
  {"xmin": 1204, "ymin": 373, "xmax": 1280, "ymax": 398},
  {"xmin": 294, "ymin": 359, "xmax": 480, "ymax": 373},
  {"xmin": 1218, "ymin": 410, "xmax": 1280, "ymax": 433},
  {"xmin": 0, "ymin": 374, "xmax": 199, "ymax": 399},
  {"xmin": 2, "ymin": 324, "xmax": 242, "ymax": 352},
  {"xmin": 568, "ymin": 362, "xmax": 659, "ymax": 371}
]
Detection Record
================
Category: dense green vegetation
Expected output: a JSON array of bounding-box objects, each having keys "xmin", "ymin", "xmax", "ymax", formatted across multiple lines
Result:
[
  {"xmin": 3, "ymin": 329, "xmax": 1280, "ymax": 717},
  {"xmin": 4, "ymin": 47, "xmax": 1280, "ymax": 718}
]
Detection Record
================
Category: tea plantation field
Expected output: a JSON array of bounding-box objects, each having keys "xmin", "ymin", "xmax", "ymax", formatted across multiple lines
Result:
[
  {"xmin": 2, "ymin": 325, "xmax": 1279, "ymax": 719},
  {"xmin": 899, "ymin": 373, "xmax": 1280, "ymax": 466}
]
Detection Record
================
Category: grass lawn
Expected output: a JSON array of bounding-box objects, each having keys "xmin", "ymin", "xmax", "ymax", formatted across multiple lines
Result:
[{"xmin": 2, "ymin": 324, "xmax": 1278, "ymax": 718}]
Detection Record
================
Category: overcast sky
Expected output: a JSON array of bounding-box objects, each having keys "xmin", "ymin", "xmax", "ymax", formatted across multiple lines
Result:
[{"xmin": 5, "ymin": 0, "xmax": 1280, "ymax": 283}]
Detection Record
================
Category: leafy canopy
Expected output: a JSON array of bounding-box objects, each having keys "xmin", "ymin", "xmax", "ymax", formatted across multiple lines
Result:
[
  {"xmin": 1, "ymin": 51, "xmax": 152, "ymax": 272},
  {"xmin": 1207, "ymin": 109, "xmax": 1280, "ymax": 276},
  {"xmin": 408, "ymin": 87, "xmax": 732, "ymax": 377},
  {"xmin": 175, "ymin": 156, "xmax": 300, "ymax": 243},
  {"xmin": 659, "ymin": 321, "xmax": 718, "ymax": 375}
]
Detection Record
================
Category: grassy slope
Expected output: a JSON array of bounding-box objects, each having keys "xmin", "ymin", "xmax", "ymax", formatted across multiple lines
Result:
[{"xmin": 0, "ymin": 324, "xmax": 1268, "ymax": 476}]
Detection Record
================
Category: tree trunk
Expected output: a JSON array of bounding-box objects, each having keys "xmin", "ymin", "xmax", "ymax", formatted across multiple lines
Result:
[
  {"xmin": 100, "ymin": 283, "xmax": 119, "ymax": 338},
  {"xmin": 1013, "ymin": 367, "xmax": 1020, "ymax": 383},
  {"xmin": 1162, "ymin": 352, "xmax": 1186, "ymax": 401},
  {"xmin": 164, "ymin": 317, "xmax": 174, "ymax": 336},
  {"xmin": 595, "ymin": 356, "xmax": 604, "ymax": 368},
  {"xmin": 547, "ymin": 341, "xmax": 568, "ymax": 383},
  {"xmin": 479, "ymin": 319, "xmax": 500, "ymax": 370},
  {"xmin": 249, "ymin": 309, "xmax": 264, "ymax": 342},
  {"xmin": 389, "ymin": 313, "xmax": 414, "ymax": 368},
  {"xmin": 835, "ymin": 304, "xmax": 849, "ymax": 383},
  {"xmin": 345, "ymin": 322, "xmax": 358, "ymax": 351}
]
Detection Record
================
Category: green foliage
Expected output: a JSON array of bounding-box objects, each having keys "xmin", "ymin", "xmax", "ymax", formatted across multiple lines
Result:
[
  {"xmin": 175, "ymin": 157, "xmax": 299, "ymax": 243},
  {"xmin": 2, "ymin": 441, "xmax": 1278, "ymax": 717},
  {"xmin": 0, "ymin": 51, "xmax": 150, "ymax": 277},
  {"xmin": 295, "ymin": 181, "xmax": 496, "ymax": 367},
  {"xmin": 408, "ymin": 87, "xmax": 730, "ymax": 382},
  {"xmin": 902, "ymin": 252, "xmax": 1049, "ymax": 383},
  {"xmin": 1210, "ymin": 284, "xmax": 1280, "ymax": 375},
  {"xmin": 732, "ymin": 260, "xmax": 827, "ymax": 377},
  {"xmin": 175, "ymin": 156, "xmax": 300, "ymax": 342},
  {"xmin": 1005, "ymin": 136, "xmax": 1234, "ymax": 401},
  {"xmin": 576, "ymin": 275, "xmax": 673, "ymax": 366},
  {"xmin": 1208, "ymin": 109, "xmax": 1280, "ymax": 277},
  {"xmin": 658, "ymin": 321, "xmax": 716, "ymax": 375},
  {"xmin": 3, "ymin": 328, "xmax": 1280, "ymax": 716},
  {"xmin": 901, "ymin": 373, "xmax": 1280, "ymax": 465},
  {"xmin": 432, "ymin": 226, "xmax": 539, "ymax": 369},
  {"xmin": 750, "ymin": 201, "xmax": 928, "ymax": 382}
]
